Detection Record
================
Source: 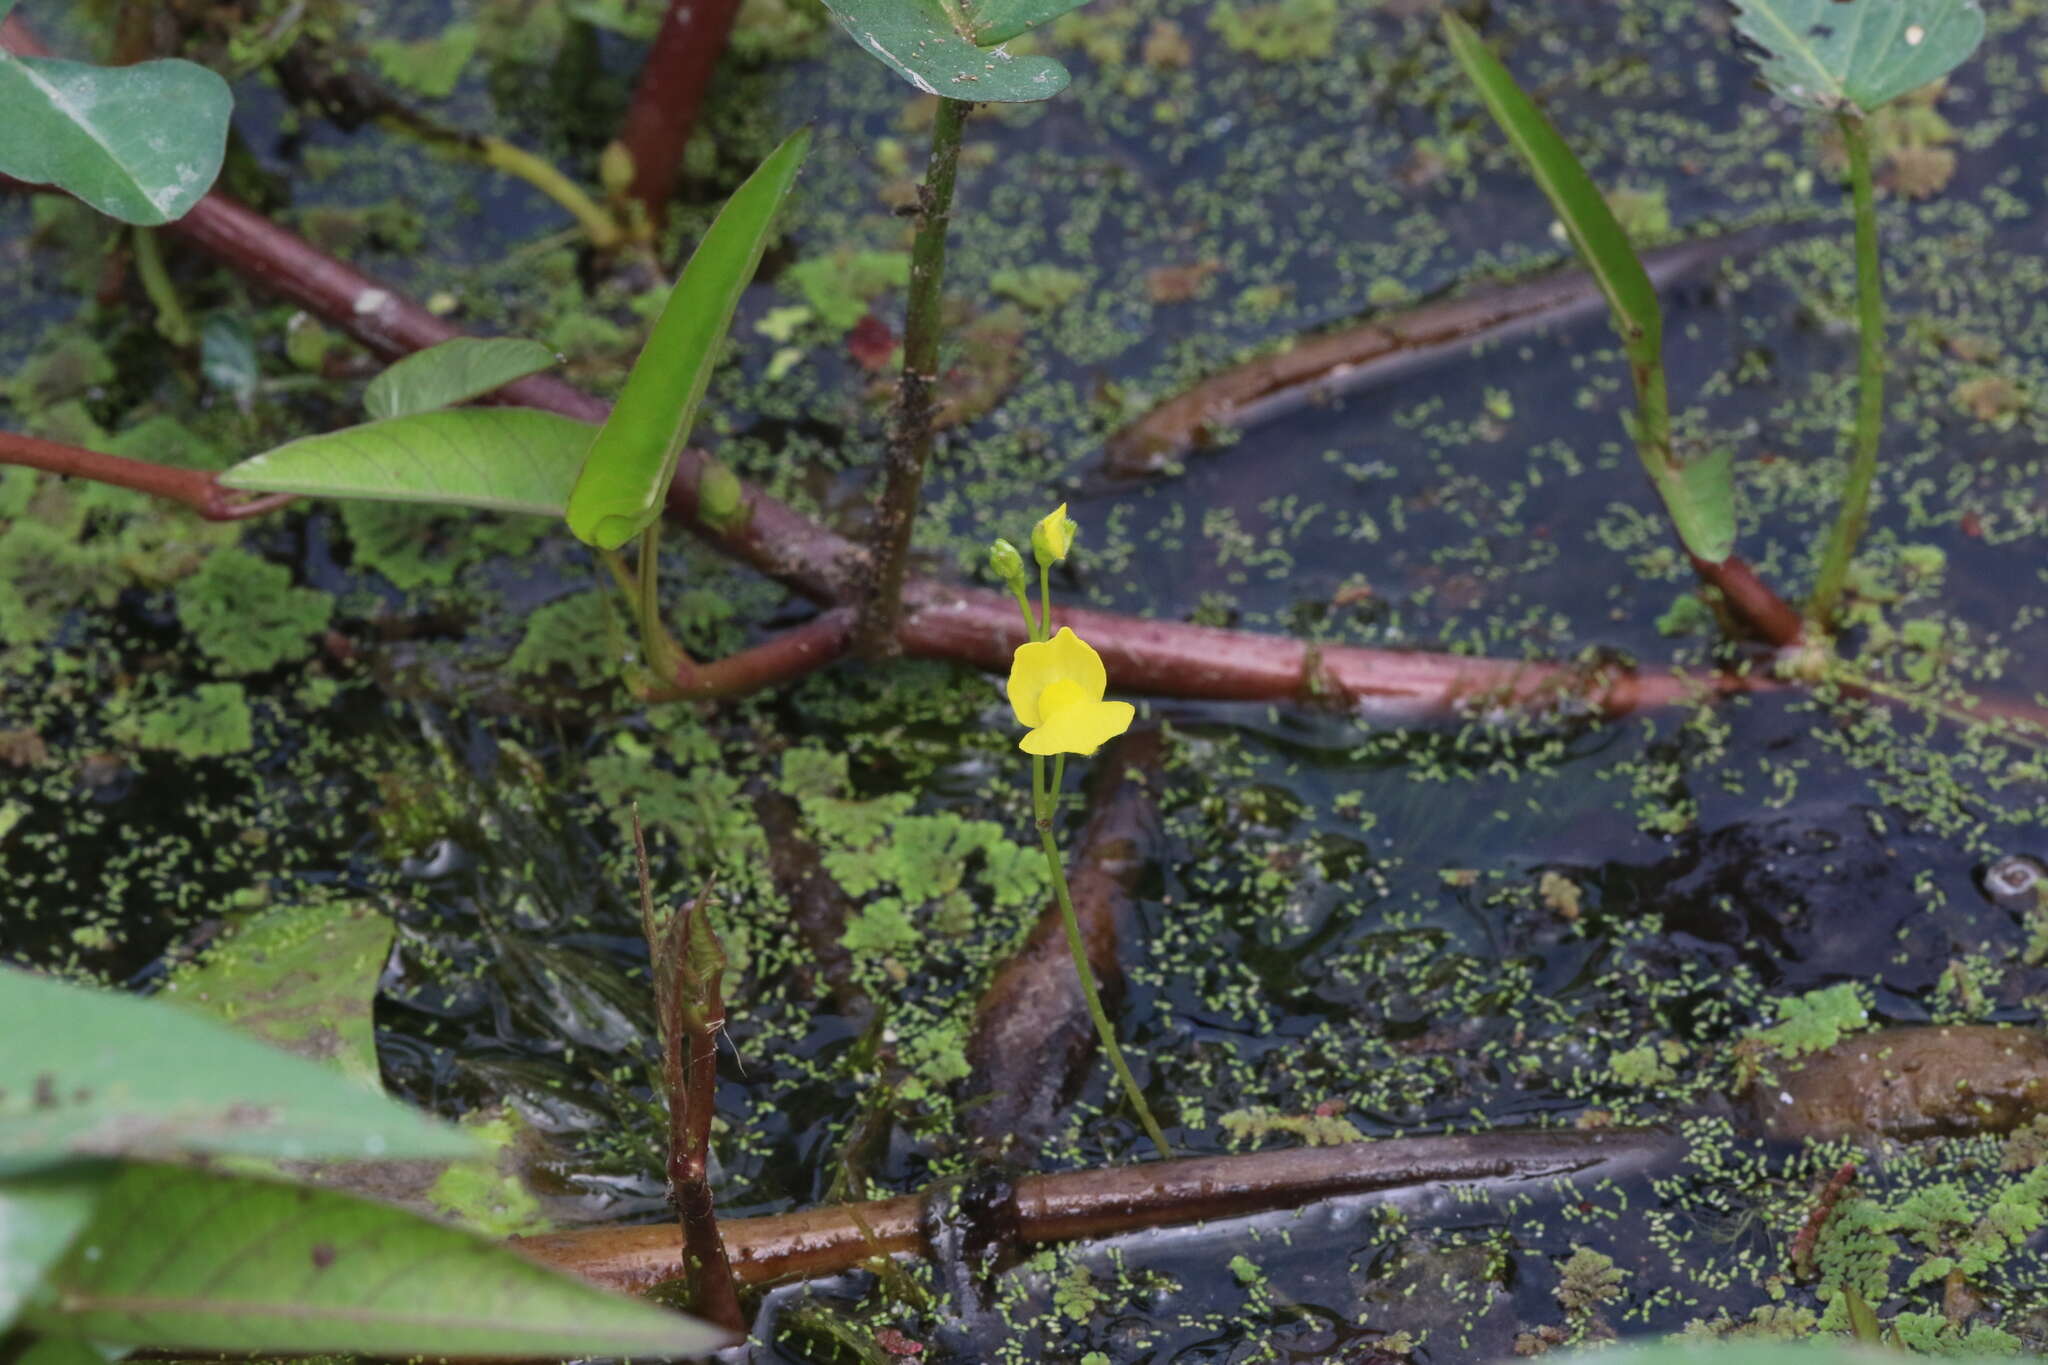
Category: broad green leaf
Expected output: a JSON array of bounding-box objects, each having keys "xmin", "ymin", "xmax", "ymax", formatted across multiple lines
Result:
[
  {"xmin": 24, "ymin": 1164, "xmax": 728, "ymax": 1358},
  {"xmin": 956, "ymin": 0, "xmax": 1084, "ymax": 46},
  {"xmin": 1, "ymin": 1167, "xmax": 116, "ymax": 1329},
  {"xmin": 10, "ymin": 1335, "xmax": 111, "ymax": 1365},
  {"xmin": 0, "ymin": 54, "xmax": 230, "ymax": 225},
  {"xmin": 363, "ymin": 337, "xmax": 559, "ymax": 420},
  {"xmin": 161, "ymin": 901, "xmax": 395, "ymax": 1089},
  {"xmin": 1441, "ymin": 15, "xmax": 1659, "ymax": 366},
  {"xmin": 820, "ymin": 0, "xmax": 1071, "ymax": 101},
  {"xmin": 219, "ymin": 408, "xmax": 594, "ymax": 515},
  {"xmin": 0, "ymin": 969, "xmax": 477, "ymax": 1176},
  {"xmin": 565, "ymin": 128, "xmax": 809, "ymax": 551},
  {"xmin": 1732, "ymin": 0, "xmax": 1984, "ymax": 114}
]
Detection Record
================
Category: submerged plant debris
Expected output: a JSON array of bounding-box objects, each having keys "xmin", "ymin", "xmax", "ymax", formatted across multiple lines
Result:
[{"xmin": 10, "ymin": 0, "xmax": 2048, "ymax": 1359}]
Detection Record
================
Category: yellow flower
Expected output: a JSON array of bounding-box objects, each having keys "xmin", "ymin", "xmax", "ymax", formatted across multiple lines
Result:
[
  {"xmin": 1031, "ymin": 502, "xmax": 1076, "ymax": 567},
  {"xmin": 1008, "ymin": 627, "xmax": 1134, "ymax": 756}
]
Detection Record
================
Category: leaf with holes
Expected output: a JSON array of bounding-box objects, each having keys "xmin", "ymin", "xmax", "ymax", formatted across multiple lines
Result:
[
  {"xmin": 565, "ymin": 128, "xmax": 808, "ymax": 550},
  {"xmin": 363, "ymin": 337, "xmax": 560, "ymax": 420},
  {"xmin": 0, "ymin": 968, "xmax": 476, "ymax": 1177},
  {"xmin": 220, "ymin": 408, "xmax": 594, "ymax": 515},
  {"xmin": 1731, "ymin": 0, "xmax": 1984, "ymax": 113},
  {"xmin": 820, "ymin": 0, "xmax": 1072, "ymax": 101},
  {"xmin": 0, "ymin": 53, "xmax": 231, "ymax": 224},
  {"xmin": 21, "ymin": 1164, "xmax": 728, "ymax": 1357}
]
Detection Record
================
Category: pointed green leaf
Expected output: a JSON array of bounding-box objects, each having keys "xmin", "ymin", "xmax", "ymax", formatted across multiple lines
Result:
[
  {"xmin": 161, "ymin": 901, "xmax": 395, "ymax": 1089},
  {"xmin": 1, "ymin": 1167, "xmax": 117, "ymax": 1330},
  {"xmin": 1732, "ymin": 0, "xmax": 1984, "ymax": 114},
  {"xmin": 24, "ymin": 1164, "xmax": 729, "ymax": 1357},
  {"xmin": 219, "ymin": 408, "xmax": 594, "ymax": 515},
  {"xmin": 10, "ymin": 1334, "xmax": 112, "ymax": 1365},
  {"xmin": 565, "ymin": 128, "xmax": 809, "ymax": 550},
  {"xmin": 1441, "ymin": 14, "xmax": 1659, "ymax": 366},
  {"xmin": 0, "ymin": 54, "xmax": 230, "ymax": 225},
  {"xmin": 0, "ymin": 969, "xmax": 478, "ymax": 1176},
  {"xmin": 363, "ymin": 338, "xmax": 560, "ymax": 420},
  {"xmin": 820, "ymin": 0, "xmax": 1070, "ymax": 102}
]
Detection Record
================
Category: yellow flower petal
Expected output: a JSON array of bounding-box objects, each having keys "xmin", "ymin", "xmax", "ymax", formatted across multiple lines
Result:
[
  {"xmin": 1031, "ymin": 503, "xmax": 1076, "ymax": 565},
  {"xmin": 1006, "ymin": 626, "xmax": 1107, "ymax": 727},
  {"xmin": 1020, "ymin": 699, "xmax": 1134, "ymax": 756}
]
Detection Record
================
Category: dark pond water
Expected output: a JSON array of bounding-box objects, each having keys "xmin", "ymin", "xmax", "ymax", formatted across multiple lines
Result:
[{"xmin": 11, "ymin": 0, "xmax": 2048, "ymax": 1359}]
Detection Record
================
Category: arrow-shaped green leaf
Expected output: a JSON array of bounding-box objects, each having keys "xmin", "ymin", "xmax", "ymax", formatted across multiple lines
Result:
[
  {"xmin": 564, "ymin": 127, "xmax": 809, "ymax": 551},
  {"xmin": 219, "ymin": 408, "xmax": 594, "ymax": 515},
  {"xmin": 363, "ymin": 337, "xmax": 560, "ymax": 420}
]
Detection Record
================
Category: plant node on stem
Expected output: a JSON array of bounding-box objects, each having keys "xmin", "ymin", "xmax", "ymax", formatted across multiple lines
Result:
[
  {"xmin": 853, "ymin": 96, "xmax": 971, "ymax": 658},
  {"xmin": 1808, "ymin": 110, "xmax": 1886, "ymax": 628}
]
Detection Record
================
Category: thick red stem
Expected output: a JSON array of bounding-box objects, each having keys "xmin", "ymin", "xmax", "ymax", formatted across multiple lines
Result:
[
  {"xmin": 638, "ymin": 608, "xmax": 853, "ymax": 702},
  {"xmin": 615, "ymin": 0, "xmax": 744, "ymax": 229}
]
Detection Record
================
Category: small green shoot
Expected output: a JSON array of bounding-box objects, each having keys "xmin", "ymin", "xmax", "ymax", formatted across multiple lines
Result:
[{"xmin": 1441, "ymin": 13, "xmax": 1734, "ymax": 563}]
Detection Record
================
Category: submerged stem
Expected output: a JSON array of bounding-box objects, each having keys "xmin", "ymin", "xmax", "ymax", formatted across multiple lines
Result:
[
  {"xmin": 1809, "ymin": 112, "xmax": 1885, "ymax": 627},
  {"xmin": 1033, "ymin": 755, "xmax": 1173, "ymax": 1162},
  {"xmin": 854, "ymin": 96, "xmax": 971, "ymax": 656}
]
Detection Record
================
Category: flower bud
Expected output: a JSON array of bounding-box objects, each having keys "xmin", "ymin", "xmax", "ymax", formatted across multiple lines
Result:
[
  {"xmin": 1031, "ymin": 503, "xmax": 1077, "ymax": 567},
  {"xmin": 988, "ymin": 537, "xmax": 1026, "ymax": 590}
]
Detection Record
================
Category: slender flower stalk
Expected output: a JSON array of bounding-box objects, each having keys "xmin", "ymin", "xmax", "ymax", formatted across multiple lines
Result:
[{"xmin": 997, "ymin": 508, "xmax": 1172, "ymax": 1161}]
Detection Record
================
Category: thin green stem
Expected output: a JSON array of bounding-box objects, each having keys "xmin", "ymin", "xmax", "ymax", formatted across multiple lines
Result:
[
  {"xmin": 1037, "ymin": 562, "xmax": 1052, "ymax": 641},
  {"xmin": 1809, "ymin": 111, "xmax": 1885, "ymax": 628},
  {"xmin": 131, "ymin": 227, "xmax": 194, "ymax": 347},
  {"xmin": 1008, "ymin": 580, "xmax": 1038, "ymax": 639},
  {"xmin": 1051, "ymin": 754, "xmax": 1068, "ymax": 817},
  {"xmin": 854, "ymin": 96, "xmax": 972, "ymax": 656},
  {"xmin": 1033, "ymin": 755, "xmax": 1172, "ymax": 1162}
]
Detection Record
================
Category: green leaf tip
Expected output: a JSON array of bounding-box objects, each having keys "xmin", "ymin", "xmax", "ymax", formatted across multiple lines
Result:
[
  {"xmin": 1731, "ymin": 0, "xmax": 1984, "ymax": 114},
  {"xmin": 565, "ymin": 127, "xmax": 811, "ymax": 551}
]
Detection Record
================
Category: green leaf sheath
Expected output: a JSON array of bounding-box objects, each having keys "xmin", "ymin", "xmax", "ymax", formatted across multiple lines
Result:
[
  {"xmin": 0, "ymin": 968, "xmax": 477, "ymax": 1176},
  {"xmin": 564, "ymin": 127, "xmax": 811, "ymax": 551},
  {"xmin": 23, "ymin": 1164, "xmax": 728, "ymax": 1357},
  {"xmin": 220, "ymin": 408, "xmax": 596, "ymax": 515},
  {"xmin": 0, "ymin": 55, "xmax": 230, "ymax": 225},
  {"xmin": 362, "ymin": 337, "xmax": 560, "ymax": 420},
  {"xmin": 818, "ymin": 0, "xmax": 1071, "ymax": 101},
  {"xmin": 1443, "ymin": 14, "xmax": 1735, "ymax": 563},
  {"xmin": 1731, "ymin": 0, "xmax": 1985, "ymax": 113}
]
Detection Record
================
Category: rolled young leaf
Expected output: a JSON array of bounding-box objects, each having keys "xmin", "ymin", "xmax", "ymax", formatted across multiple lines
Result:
[
  {"xmin": 363, "ymin": 337, "xmax": 560, "ymax": 420},
  {"xmin": 0, "ymin": 53, "xmax": 230, "ymax": 225},
  {"xmin": 21, "ymin": 1163, "xmax": 729, "ymax": 1358},
  {"xmin": 564, "ymin": 127, "xmax": 810, "ymax": 551},
  {"xmin": 220, "ymin": 408, "xmax": 595, "ymax": 515}
]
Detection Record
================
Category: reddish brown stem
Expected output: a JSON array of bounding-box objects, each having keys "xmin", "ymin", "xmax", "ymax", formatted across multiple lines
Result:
[
  {"xmin": 511, "ymin": 1127, "xmax": 1680, "ymax": 1291},
  {"xmin": 1693, "ymin": 553, "xmax": 1806, "ymax": 649},
  {"xmin": 614, "ymin": 0, "xmax": 744, "ymax": 229},
  {"xmin": 635, "ymin": 830, "xmax": 744, "ymax": 1332},
  {"xmin": 0, "ymin": 430, "xmax": 293, "ymax": 521},
  {"xmin": 636, "ymin": 608, "xmax": 853, "ymax": 703}
]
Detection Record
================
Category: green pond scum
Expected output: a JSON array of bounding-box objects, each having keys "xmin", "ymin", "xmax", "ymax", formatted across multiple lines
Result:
[{"xmin": 16, "ymin": 0, "xmax": 2048, "ymax": 1360}]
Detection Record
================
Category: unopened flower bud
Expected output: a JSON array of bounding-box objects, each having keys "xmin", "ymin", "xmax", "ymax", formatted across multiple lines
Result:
[
  {"xmin": 988, "ymin": 537, "xmax": 1026, "ymax": 590},
  {"xmin": 1031, "ymin": 503, "xmax": 1077, "ymax": 567}
]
